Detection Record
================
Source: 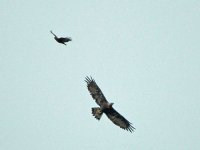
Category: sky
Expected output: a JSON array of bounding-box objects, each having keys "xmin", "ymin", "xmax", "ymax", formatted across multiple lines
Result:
[{"xmin": 1, "ymin": 0, "xmax": 200, "ymax": 150}]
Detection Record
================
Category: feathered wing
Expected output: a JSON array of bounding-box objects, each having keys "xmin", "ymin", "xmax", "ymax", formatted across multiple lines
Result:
[
  {"xmin": 104, "ymin": 108, "xmax": 135, "ymax": 132},
  {"xmin": 50, "ymin": 30, "xmax": 57, "ymax": 37},
  {"xmin": 85, "ymin": 76, "xmax": 108, "ymax": 107}
]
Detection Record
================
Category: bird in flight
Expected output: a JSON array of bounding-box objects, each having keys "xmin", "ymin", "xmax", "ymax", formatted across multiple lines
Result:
[
  {"xmin": 85, "ymin": 76, "xmax": 135, "ymax": 132},
  {"xmin": 50, "ymin": 30, "xmax": 72, "ymax": 45}
]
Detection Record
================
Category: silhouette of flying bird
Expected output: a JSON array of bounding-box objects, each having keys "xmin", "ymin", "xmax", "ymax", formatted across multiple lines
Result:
[
  {"xmin": 50, "ymin": 30, "xmax": 72, "ymax": 45},
  {"xmin": 85, "ymin": 76, "xmax": 135, "ymax": 132}
]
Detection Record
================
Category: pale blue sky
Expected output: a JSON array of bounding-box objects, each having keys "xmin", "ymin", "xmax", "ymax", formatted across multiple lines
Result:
[{"xmin": 1, "ymin": 0, "xmax": 200, "ymax": 150}]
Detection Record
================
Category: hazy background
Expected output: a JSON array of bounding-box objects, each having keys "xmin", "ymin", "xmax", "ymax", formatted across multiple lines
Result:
[{"xmin": 1, "ymin": 0, "xmax": 200, "ymax": 150}]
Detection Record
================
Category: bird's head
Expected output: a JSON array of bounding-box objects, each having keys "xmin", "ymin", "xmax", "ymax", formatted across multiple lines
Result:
[{"xmin": 109, "ymin": 102, "xmax": 114, "ymax": 108}]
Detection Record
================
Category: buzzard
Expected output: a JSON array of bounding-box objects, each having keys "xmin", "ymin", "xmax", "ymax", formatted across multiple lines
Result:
[
  {"xmin": 50, "ymin": 30, "xmax": 72, "ymax": 45},
  {"xmin": 85, "ymin": 76, "xmax": 135, "ymax": 132}
]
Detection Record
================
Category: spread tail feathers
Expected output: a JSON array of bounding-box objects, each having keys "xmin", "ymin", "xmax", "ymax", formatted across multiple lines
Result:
[{"xmin": 92, "ymin": 107, "xmax": 103, "ymax": 120}]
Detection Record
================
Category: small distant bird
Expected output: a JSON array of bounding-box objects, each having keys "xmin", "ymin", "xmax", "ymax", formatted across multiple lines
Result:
[
  {"xmin": 85, "ymin": 76, "xmax": 135, "ymax": 132},
  {"xmin": 50, "ymin": 30, "xmax": 72, "ymax": 45}
]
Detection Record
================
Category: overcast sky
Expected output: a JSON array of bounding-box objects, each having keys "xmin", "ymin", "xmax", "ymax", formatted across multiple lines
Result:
[{"xmin": 1, "ymin": 0, "xmax": 200, "ymax": 150}]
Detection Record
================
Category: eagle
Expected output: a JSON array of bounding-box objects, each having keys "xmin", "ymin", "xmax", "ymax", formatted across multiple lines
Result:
[
  {"xmin": 50, "ymin": 30, "xmax": 72, "ymax": 45},
  {"xmin": 85, "ymin": 76, "xmax": 135, "ymax": 132}
]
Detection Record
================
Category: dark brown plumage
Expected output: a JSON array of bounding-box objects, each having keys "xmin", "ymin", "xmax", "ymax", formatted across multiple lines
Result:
[
  {"xmin": 50, "ymin": 30, "xmax": 72, "ymax": 45},
  {"xmin": 85, "ymin": 76, "xmax": 135, "ymax": 132}
]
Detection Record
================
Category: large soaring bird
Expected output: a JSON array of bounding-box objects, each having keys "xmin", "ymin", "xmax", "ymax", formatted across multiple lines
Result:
[
  {"xmin": 50, "ymin": 30, "xmax": 72, "ymax": 45},
  {"xmin": 85, "ymin": 76, "xmax": 135, "ymax": 132}
]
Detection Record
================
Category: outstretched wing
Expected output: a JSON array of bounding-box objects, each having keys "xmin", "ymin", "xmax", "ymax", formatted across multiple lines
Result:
[
  {"xmin": 50, "ymin": 30, "xmax": 57, "ymax": 37},
  {"xmin": 85, "ymin": 76, "xmax": 108, "ymax": 107},
  {"xmin": 104, "ymin": 108, "xmax": 135, "ymax": 132}
]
